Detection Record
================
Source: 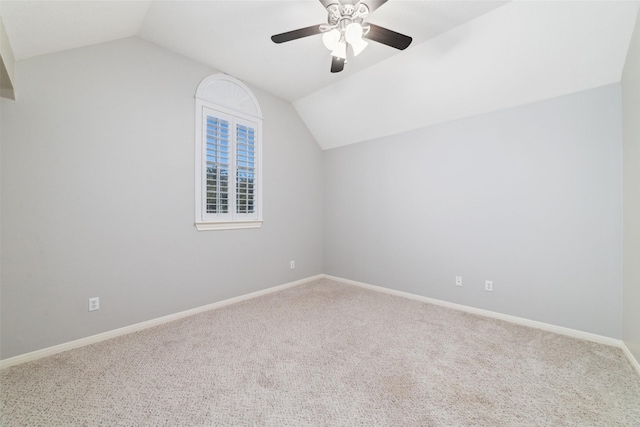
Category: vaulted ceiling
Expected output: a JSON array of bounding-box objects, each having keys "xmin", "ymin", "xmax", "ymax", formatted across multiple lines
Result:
[{"xmin": 1, "ymin": 0, "xmax": 638, "ymax": 149}]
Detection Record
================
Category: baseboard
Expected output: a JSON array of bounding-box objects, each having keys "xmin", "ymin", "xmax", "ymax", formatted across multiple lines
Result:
[
  {"xmin": 322, "ymin": 274, "xmax": 623, "ymax": 348},
  {"xmin": 4, "ymin": 273, "xmax": 638, "ymax": 378},
  {"xmin": 323, "ymin": 274, "xmax": 640, "ymax": 377},
  {"xmin": 0, "ymin": 274, "xmax": 323, "ymax": 370},
  {"xmin": 621, "ymin": 343, "xmax": 640, "ymax": 377}
]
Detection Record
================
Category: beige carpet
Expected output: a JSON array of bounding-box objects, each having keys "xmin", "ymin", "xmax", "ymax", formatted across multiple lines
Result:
[{"xmin": 1, "ymin": 278, "xmax": 639, "ymax": 426}]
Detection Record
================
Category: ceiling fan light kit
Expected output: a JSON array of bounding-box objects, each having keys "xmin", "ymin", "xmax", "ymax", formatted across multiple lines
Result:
[
  {"xmin": 322, "ymin": 29, "xmax": 341, "ymax": 50},
  {"xmin": 271, "ymin": 0, "xmax": 412, "ymax": 73}
]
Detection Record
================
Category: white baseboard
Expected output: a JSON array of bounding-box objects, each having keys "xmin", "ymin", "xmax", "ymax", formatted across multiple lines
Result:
[
  {"xmin": 621, "ymin": 342, "xmax": 640, "ymax": 377},
  {"xmin": 4, "ymin": 273, "xmax": 639, "ymax": 379},
  {"xmin": 323, "ymin": 274, "xmax": 640, "ymax": 378},
  {"xmin": 322, "ymin": 274, "xmax": 624, "ymax": 348},
  {"xmin": 0, "ymin": 275, "xmax": 323, "ymax": 370}
]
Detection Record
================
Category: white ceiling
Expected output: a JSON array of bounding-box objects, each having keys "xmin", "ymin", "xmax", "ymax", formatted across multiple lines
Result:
[{"xmin": 1, "ymin": 0, "xmax": 638, "ymax": 149}]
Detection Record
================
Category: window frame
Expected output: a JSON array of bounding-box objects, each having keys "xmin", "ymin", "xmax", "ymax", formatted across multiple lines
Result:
[{"xmin": 194, "ymin": 75, "xmax": 263, "ymax": 231}]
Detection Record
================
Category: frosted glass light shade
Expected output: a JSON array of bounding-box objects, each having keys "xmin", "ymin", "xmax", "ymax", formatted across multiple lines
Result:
[
  {"xmin": 331, "ymin": 41, "xmax": 347, "ymax": 59},
  {"xmin": 345, "ymin": 23, "xmax": 368, "ymax": 56},
  {"xmin": 350, "ymin": 38, "xmax": 368, "ymax": 56},
  {"xmin": 322, "ymin": 29, "xmax": 341, "ymax": 51},
  {"xmin": 345, "ymin": 23, "xmax": 363, "ymax": 42}
]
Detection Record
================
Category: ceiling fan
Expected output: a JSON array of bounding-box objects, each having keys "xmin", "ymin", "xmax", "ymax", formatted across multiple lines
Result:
[{"xmin": 271, "ymin": 0, "xmax": 412, "ymax": 73}]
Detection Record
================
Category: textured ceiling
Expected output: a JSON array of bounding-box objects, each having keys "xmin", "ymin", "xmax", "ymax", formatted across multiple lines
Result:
[
  {"xmin": 0, "ymin": 1, "xmax": 151, "ymax": 60},
  {"xmin": 296, "ymin": 0, "xmax": 640, "ymax": 149},
  {"xmin": 1, "ymin": 0, "xmax": 638, "ymax": 150},
  {"xmin": 137, "ymin": 0, "xmax": 508, "ymax": 102}
]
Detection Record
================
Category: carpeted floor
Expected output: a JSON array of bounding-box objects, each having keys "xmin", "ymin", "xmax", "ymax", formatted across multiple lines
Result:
[{"xmin": 1, "ymin": 278, "xmax": 639, "ymax": 426}]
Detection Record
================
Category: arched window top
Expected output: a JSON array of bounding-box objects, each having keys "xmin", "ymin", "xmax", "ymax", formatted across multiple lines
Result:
[{"xmin": 195, "ymin": 74, "xmax": 262, "ymax": 119}]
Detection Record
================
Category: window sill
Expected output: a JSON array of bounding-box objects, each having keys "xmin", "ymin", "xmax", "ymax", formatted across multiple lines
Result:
[{"xmin": 195, "ymin": 220, "xmax": 263, "ymax": 231}]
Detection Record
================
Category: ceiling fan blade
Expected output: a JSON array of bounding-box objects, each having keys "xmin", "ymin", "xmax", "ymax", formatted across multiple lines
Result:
[
  {"xmin": 330, "ymin": 56, "xmax": 345, "ymax": 73},
  {"xmin": 359, "ymin": 0, "xmax": 388, "ymax": 13},
  {"xmin": 271, "ymin": 25, "xmax": 322, "ymax": 44},
  {"xmin": 364, "ymin": 23, "xmax": 412, "ymax": 50}
]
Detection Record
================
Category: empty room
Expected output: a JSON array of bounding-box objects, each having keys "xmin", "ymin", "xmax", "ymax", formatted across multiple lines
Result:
[{"xmin": 1, "ymin": 0, "xmax": 639, "ymax": 425}]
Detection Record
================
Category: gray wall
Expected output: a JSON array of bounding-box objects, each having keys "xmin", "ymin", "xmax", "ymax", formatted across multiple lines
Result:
[
  {"xmin": 324, "ymin": 84, "xmax": 623, "ymax": 338},
  {"xmin": 622, "ymin": 9, "xmax": 640, "ymax": 362},
  {"xmin": 1, "ymin": 31, "xmax": 633, "ymax": 361},
  {"xmin": 0, "ymin": 37, "xmax": 324, "ymax": 359}
]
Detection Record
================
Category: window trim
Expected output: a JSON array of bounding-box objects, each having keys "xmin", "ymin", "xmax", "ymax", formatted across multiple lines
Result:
[{"xmin": 194, "ymin": 74, "xmax": 263, "ymax": 231}]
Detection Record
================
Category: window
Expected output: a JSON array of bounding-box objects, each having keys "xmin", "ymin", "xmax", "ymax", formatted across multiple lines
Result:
[{"xmin": 195, "ymin": 74, "xmax": 263, "ymax": 230}]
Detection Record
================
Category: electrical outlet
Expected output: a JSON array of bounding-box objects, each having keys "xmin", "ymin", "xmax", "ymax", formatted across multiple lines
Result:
[
  {"xmin": 455, "ymin": 276, "xmax": 462, "ymax": 286},
  {"xmin": 290, "ymin": 260, "xmax": 295, "ymax": 269},
  {"xmin": 485, "ymin": 281, "xmax": 493, "ymax": 292},
  {"xmin": 89, "ymin": 297, "xmax": 100, "ymax": 311}
]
